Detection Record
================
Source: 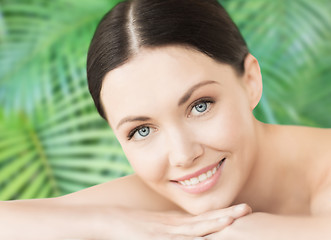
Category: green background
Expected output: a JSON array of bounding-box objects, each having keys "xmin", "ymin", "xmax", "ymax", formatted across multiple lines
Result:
[{"xmin": 0, "ymin": 0, "xmax": 330, "ymax": 201}]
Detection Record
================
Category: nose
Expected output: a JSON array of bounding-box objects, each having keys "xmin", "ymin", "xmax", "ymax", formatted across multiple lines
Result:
[{"xmin": 166, "ymin": 126, "xmax": 203, "ymax": 168}]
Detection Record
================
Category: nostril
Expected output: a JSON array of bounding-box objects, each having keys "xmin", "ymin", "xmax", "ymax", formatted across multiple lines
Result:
[{"xmin": 166, "ymin": 129, "xmax": 203, "ymax": 167}]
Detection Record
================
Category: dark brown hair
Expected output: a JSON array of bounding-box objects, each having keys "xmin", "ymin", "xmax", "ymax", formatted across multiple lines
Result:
[{"xmin": 87, "ymin": 0, "xmax": 249, "ymax": 119}]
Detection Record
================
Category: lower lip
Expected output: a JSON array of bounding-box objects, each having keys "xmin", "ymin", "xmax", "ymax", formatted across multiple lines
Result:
[{"xmin": 173, "ymin": 159, "xmax": 225, "ymax": 194}]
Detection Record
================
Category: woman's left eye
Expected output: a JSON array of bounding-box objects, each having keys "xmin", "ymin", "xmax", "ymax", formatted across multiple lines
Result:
[
  {"xmin": 195, "ymin": 102, "xmax": 208, "ymax": 112},
  {"xmin": 189, "ymin": 99, "xmax": 213, "ymax": 117}
]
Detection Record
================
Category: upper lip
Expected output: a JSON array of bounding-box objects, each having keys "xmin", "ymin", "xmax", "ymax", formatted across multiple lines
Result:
[{"xmin": 171, "ymin": 158, "xmax": 225, "ymax": 182}]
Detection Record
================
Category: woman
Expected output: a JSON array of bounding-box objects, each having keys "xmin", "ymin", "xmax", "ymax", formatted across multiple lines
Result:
[{"xmin": 1, "ymin": 0, "xmax": 331, "ymax": 239}]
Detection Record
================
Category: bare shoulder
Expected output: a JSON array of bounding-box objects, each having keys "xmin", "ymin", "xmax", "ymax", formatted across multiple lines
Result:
[
  {"xmin": 306, "ymin": 126, "xmax": 331, "ymax": 146},
  {"xmin": 295, "ymin": 126, "xmax": 331, "ymax": 215},
  {"xmin": 283, "ymin": 125, "xmax": 331, "ymax": 156},
  {"xmin": 289, "ymin": 124, "xmax": 331, "ymax": 139},
  {"xmin": 301, "ymin": 126, "xmax": 331, "ymax": 160},
  {"xmin": 57, "ymin": 174, "xmax": 179, "ymax": 212},
  {"xmin": 275, "ymin": 125, "xmax": 331, "ymax": 215}
]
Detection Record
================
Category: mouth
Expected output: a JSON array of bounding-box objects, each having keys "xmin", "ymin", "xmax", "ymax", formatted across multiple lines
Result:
[{"xmin": 171, "ymin": 158, "xmax": 226, "ymax": 194}]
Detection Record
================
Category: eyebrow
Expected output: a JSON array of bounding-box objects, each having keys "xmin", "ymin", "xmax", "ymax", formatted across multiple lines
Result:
[
  {"xmin": 116, "ymin": 80, "xmax": 219, "ymax": 130},
  {"xmin": 116, "ymin": 116, "xmax": 151, "ymax": 130},
  {"xmin": 177, "ymin": 80, "xmax": 219, "ymax": 106}
]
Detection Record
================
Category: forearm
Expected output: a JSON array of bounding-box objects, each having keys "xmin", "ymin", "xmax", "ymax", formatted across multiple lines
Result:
[
  {"xmin": 0, "ymin": 199, "xmax": 96, "ymax": 240},
  {"xmin": 226, "ymin": 212, "xmax": 331, "ymax": 240}
]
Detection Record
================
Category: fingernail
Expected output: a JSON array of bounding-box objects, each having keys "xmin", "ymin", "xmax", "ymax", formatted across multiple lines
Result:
[{"xmin": 234, "ymin": 203, "xmax": 247, "ymax": 212}]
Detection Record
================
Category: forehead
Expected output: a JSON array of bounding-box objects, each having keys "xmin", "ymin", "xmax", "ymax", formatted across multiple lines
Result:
[{"xmin": 100, "ymin": 46, "xmax": 235, "ymax": 126}]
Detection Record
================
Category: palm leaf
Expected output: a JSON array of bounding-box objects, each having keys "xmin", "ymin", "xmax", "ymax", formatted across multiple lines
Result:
[
  {"xmin": 0, "ymin": 0, "xmax": 131, "ymax": 200},
  {"xmin": 221, "ymin": 0, "xmax": 331, "ymax": 127}
]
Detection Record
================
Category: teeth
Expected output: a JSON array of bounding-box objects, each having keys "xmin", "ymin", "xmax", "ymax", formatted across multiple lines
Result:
[
  {"xmin": 198, "ymin": 173, "xmax": 207, "ymax": 182},
  {"xmin": 190, "ymin": 177, "xmax": 199, "ymax": 185},
  {"xmin": 178, "ymin": 160, "xmax": 224, "ymax": 186}
]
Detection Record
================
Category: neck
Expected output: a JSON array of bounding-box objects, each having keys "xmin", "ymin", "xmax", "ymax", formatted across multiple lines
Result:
[{"xmin": 233, "ymin": 122, "xmax": 311, "ymax": 214}]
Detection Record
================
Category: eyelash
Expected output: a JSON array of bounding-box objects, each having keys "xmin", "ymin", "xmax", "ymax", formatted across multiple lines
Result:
[
  {"xmin": 188, "ymin": 97, "xmax": 215, "ymax": 117},
  {"xmin": 127, "ymin": 125, "xmax": 149, "ymax": 140},
  {"xmin": 127, "ymin": 97, "xmax": 215, "ymax": 140}
]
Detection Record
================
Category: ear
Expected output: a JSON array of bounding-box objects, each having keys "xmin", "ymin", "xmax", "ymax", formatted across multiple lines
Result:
[{"xmin": 241, "ymin": 54, "xmax": 263, "ymax": 110}]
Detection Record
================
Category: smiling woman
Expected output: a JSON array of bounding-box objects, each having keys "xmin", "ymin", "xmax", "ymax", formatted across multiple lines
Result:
[
  {"xmin": 98, "ymin": 45, "xmax": 262, "ymax": 216},
  {"xmin": 1, "ymin": 0, "xmax": 331, "ymax": 239}
]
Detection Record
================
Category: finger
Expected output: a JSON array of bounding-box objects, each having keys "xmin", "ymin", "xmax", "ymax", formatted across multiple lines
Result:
[
  {"xmin": 190, "ymin": 203, "xmax": 252, "ymax": 222},
  {"xmin": 166, "ymin": 215, "xmax": 234, "ymax": 237},
  {"xmin": 156, "ymin": 233, "xmax": 202, "ymax": 240},
  {"xmin": 155, "ymin": 204, "xmax": 251, "ymax": 226},
  {"xmin": 197, "ymin": 231, "xmax": 225, "ymax": 240},
  {"xmin": 156, "ymin": 204, "xmax": 251, "ymax": 227},
  {"xmin": 138, "ymin": 210, "xmax": 192, "ymax": 226}
]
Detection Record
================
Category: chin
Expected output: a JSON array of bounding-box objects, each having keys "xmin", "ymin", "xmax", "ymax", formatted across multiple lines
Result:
[
  {"xmin": 183, "ymin": 204, "xmax": 217, "ymax": 215},
  {"xmin": 177, "ymin": 199, "xmax": 224, "ymax": 215},
  {"xmin": 188, "ymin": 206, "xmax": 211, "ymax": 215},
  {"xmin": 176, "ymin": 192, "xmax": 236, "ymax": 215}
]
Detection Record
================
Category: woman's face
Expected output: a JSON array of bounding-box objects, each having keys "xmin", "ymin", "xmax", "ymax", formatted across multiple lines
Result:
[{"xmin": 101, "ymin": 46, "xmax": 262, "ymax": 214}]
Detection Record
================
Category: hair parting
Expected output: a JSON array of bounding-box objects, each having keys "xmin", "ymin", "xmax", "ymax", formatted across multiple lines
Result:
[{"xmin": 87, "ymin": 0, "xmax": 249, "ymax": 120}]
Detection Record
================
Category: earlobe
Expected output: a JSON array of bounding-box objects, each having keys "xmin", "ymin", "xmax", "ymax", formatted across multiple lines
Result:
[{"xmin": 242, "ymin": 54, "xmax": 263, "ymax": 110}]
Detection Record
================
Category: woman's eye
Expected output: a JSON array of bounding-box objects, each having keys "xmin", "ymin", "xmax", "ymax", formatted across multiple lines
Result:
[
  {"xmin": 128, "ymin": 126, "xmax": 152, "ymax": 140},
  {"xmin": 138, "ymin": 127, "xmax": 150, "ymax": 137},
  {"xmin": 195, "ymin": 102, "xmax": 208, "ymax": 113},
  {"xmin": 190, "ymin": 100, "xmax": 213, "ymax": 117}
]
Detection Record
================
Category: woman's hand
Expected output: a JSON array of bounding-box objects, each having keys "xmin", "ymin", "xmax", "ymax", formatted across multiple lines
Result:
[
  {"xmin": 92, "ymin": 203, "xmax": 252, "ymax": 239},
  {"xmin": 0, "ymin": 198, "xmax": 250, "ymax": 240}
]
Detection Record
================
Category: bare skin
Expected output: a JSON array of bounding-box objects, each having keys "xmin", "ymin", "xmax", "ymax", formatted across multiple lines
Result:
[
  {"xmin": 61, "ymin": 124, "xmax": 331, "ymax": 216},
  {"xmin": 64, "ymin": 124, "xmax": 331, "ymax": 216},
  {"xmin": 58, "ymin": 124, "xmax": 331, "ymax": 239},
  {"xmin": 65, "ymin": 46, "xmax": 331, "ymax": 238},
  {"xmin": 1, "ymin": 46, "xmax": 331, "ymax": 239}
]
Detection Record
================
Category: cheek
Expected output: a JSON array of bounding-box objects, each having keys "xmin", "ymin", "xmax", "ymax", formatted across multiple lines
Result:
[
  {"xmin": 123, "ymin": 140, "xmax": 169, "ymax": 183},
  {"xmin": 195, "ymin": 100, "xmax": 253, "ymax": 152},
  {"xmin": 225, "ymin": 107, "xmax": 253, "ymax": 148}
]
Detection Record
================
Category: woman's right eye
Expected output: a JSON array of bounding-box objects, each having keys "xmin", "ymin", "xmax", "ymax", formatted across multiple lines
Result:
[{"xmin": 128, "ymin": 126, "xmax": 151, "ymax": 140}]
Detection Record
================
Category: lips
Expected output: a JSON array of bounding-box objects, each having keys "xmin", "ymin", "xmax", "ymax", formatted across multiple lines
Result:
[{"xmin": 171, "ymin": 158, "xmax": 226, "ymax": 194}]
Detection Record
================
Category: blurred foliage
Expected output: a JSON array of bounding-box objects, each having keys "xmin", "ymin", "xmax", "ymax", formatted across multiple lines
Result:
[
  {"xmin": 225, "ymin": 0, "xmax": 331, "ymax": 127},
  {"xmin": 0, "ymin": 0, "xmax": 330, "ymax": 200}
]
